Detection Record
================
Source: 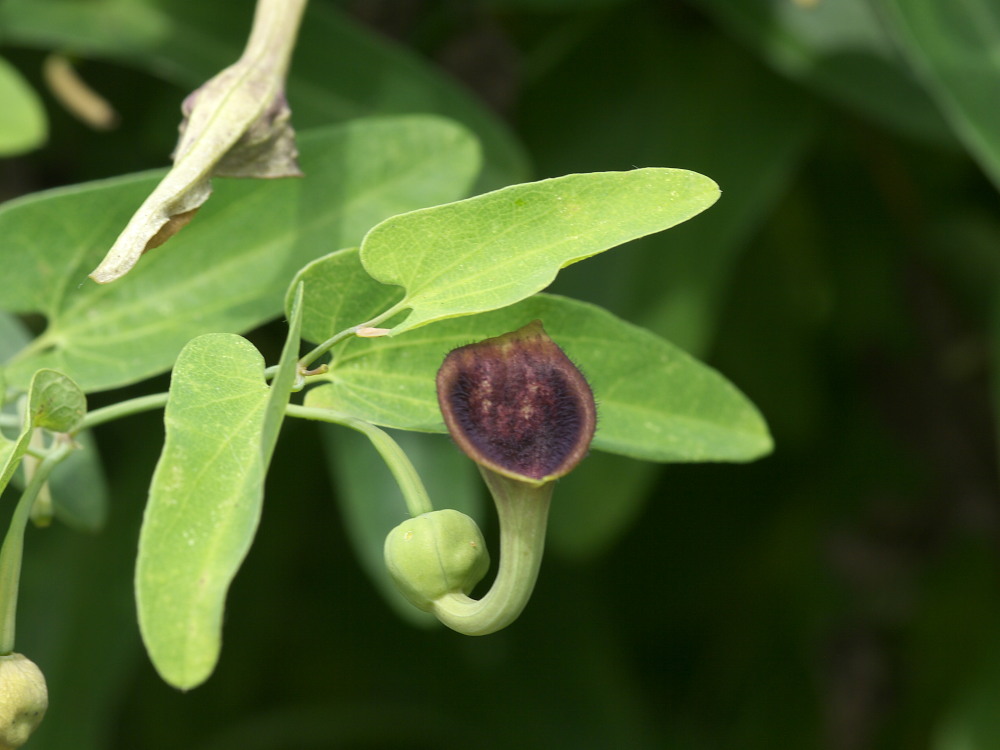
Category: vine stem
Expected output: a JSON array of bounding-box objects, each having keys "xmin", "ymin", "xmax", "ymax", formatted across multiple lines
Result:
[
  {"xmin": 432, "ymin": 469, "xmax": 554, "ymax": 636},
  {"xmin": 78, "ymin": 392, "xmax": 169, "ymax": 431},
  {"xmin": 0, "ymin": 442, "xmax": 70, "ymax": 654},
  {"xmin": 297, "ymin": 302, "xmax": 406, "ymax": 373},
  {"xmin": 285, "ymin": 403, "xmax": 433, "ymax": 517}
]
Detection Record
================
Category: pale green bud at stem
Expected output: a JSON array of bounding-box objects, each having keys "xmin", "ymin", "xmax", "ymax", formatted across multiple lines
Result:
[
  {"xmin": 0, "ymin": 654, "xmax": 47, "ymax": 749},
  {"xmin": 384, "ymin": 510, "xmax": 490, "ymax": 612}
]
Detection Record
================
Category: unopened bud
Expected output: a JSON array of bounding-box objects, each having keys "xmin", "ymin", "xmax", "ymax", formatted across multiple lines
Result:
[
  {"xmin": 384, "ymin": 510, "xmax": 490, "ymax": 612},
  {"xmin": 0, "ymin": 653, "xmax": 47, "ymax": 749}
]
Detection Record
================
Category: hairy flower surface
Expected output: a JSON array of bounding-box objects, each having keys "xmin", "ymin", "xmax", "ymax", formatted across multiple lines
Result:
[{"xmin": 437, "ymin": 321, "xmax": 596, "ymax": 483}]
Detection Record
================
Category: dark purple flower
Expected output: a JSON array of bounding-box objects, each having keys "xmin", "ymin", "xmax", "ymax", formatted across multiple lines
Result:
[{"xmin": 436, "ymin": 321, "xmax": 596, "ymax": 484}]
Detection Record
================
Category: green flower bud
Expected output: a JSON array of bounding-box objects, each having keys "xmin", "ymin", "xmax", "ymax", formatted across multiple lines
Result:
[
  {"xmin": 384, "ymin": 510, "xmax": 490, "ymax": 612},
  {"xmin": 0, "ymin": 653, "xmax": 47, "ymax": 749}
]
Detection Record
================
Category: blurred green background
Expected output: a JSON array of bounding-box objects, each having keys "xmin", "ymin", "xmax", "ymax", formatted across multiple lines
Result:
[{"xmin": 3, "ymin": 0, "xmax": 1000, "ymax": 747}]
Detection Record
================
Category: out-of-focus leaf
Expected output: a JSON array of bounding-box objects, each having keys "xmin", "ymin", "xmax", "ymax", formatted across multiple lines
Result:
[
  {"xmin": 0, "ymin": 313, "xmax": 32, "ymax": 371},
  {"xmin": 547, "ymin": 452, "xmax": 659, "ymax": 561},
  {"xmin": 0, "ymin": 0, "xmax": 172, "ymax": 58},
  {"xmin": 689, "ymin": 0, "xmax": 952, "ymax": 144},
  {"xmin": 360, "ymin": 169, "xmax": 720, "ymax": 335},
  {"xmin": 0, "ymin": 56, "xmax": 47, "ymax": 156},
  {"xmin": 0, "ymin": 116, "xmax": 480, "ymax": 393},
  {"xmin": 933, "ymin": 647, "xmax": 1000, "ymax": 750},
  {"xmin": 47, "ymin": 430, "xmax": 108, "ymax": 532},
  {"xmin": 878, "ymin": 0, "xmax": 1000, "ymax": 191},
  {"xmin": 0, "ymin": 0, "xmax": 528, "ymax": 188},
  {"xmin": 136, "ymin": 334, "xmax": 270, "ymax": 689},
  {"xmin": 318, "ymin": 427, "xmax": 482, "ymax": 626}
]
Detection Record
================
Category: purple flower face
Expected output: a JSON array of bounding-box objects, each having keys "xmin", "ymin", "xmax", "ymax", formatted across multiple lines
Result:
[{"xmin": 436, "ymin": 321, "xmax": 596, "ymax": 484}]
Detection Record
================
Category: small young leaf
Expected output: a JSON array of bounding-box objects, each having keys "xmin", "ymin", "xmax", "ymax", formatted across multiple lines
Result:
[
  {"xmin": 306, "ymin": 291, "xmax": 771, "ymax": 464},
  {"xmin": 136, "ymin": 334, "xmax": 270, "ymax": 689},
  {"xmin": 28, "ymin": 369, "xmax": 86, "ymax": 433},
  {"xmin": 0, "ymin": 369, "xmax": 86, "ymax": 496},
  {"xmin": 360, "ymin": 168, "xmax": 720, "ymax": 335}
]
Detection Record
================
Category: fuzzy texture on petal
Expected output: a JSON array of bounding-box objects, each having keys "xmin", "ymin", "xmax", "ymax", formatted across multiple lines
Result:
[{"xmin": 437, "ymin": 320, "xmax": 596, "ymax": 483}]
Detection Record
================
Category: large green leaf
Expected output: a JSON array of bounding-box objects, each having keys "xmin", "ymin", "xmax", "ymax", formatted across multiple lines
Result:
[
  {"xmin": 0, "ymin": 56, "xmax": 46, "ymax": 156},
  {"xmin": 0, "ymin": 0, "xmax": 527, "ymax": 188},
  {"xmin": 136, "ymin": 334, "xmax": 270, "ymax": 689},
  {"xmin": 878, "ymin": 0, "xmax": 1000, "ymax": 191},
  {"xmin": 360, "ymin": 168, "xmax": 720, "ymax": 335},
  {"xmin": 299, "ymin": 257, "xmax": 770, "ymax": 462},
  {"xmin": 0, "ymin": 116, "xmax": 480, "ymax": 393},
  {"xmin": 136, "ymin": 284, "xmax": 305, "ymax": 689}
]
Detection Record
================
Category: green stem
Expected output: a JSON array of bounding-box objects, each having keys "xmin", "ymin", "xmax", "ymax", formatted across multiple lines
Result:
[
  {"xmin": 242, "ymin": 0, "xmax": 308, "ymax": 74},
  {"xmin": 285, "ymin": 403, "xmax": 433, "ymax": 517},
  {"xmin": 297, "ymin": 303, "xmax": 405, "ymax": 372},
  {"xmin": 78, "ymin": 392, "xmax": 169, "ymax": 431},
  {"xmin": 0, "ymin": 443, "xmax": 70, "ymax": 654},
  {"xmin": 433, "ymin": 469, "xmax": 553, "ymax": 636}
]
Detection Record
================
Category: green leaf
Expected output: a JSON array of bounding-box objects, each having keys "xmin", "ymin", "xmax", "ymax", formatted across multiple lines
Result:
[
  {"xmin": 0, "ymin": 56, "xmax": 47, "ymax": 156},
  {"xmin": 28, "ymin": 369, "xmax": 87, "ymax": 433},
  {"xmin": 136, "ymin": 333, "xmax": 270, "ymax": 689},
  {"xmin": 878, "ymin": 0, "xmax": 1000, "ymax": 191},
  {"xmin": 690, "ymin": 0, "xmax": 952, "ymax": 144},
  {"xmin": 288, "ymin": 247, "xmax": 401, "ymax": 346},
  {"xmin": 318, "ymin": 427, "xmax": 482, "ymax": 627},
  {"xmin": 360, "ymin": 168, "xmax": 720, "ymax": 335},
  {"xmin": 0, "ymin": 369, "xmax": 86, "ymax": 495},
  {"xmin": 47, "ymin": 430, "xmax": 108, "ymax": 532},
  {"xmin": 0, "ymin": 312, "xmax": 32, "ymax": 367},
  {"xmin": 303, "ymin": 282, "xmax": 771, "ymax": 463},
  {"xmin": 0, "ymin": 116, "xmax": 481, "ymax": 393}
]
